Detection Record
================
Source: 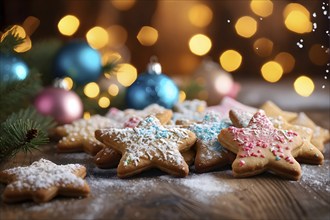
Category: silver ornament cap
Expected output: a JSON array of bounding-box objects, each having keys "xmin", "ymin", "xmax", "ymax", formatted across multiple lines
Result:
[
  {"xmin": 53, "ymin": 78, "xmax": 70, "ymax": 90},
  {"xmin": 147, "ymin": 56, "xmax": 162, "ymax": 75}
]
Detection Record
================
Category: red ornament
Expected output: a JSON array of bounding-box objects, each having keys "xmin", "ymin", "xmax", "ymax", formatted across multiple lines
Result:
[{"xmin": 34, "ymin": 87, "xmax": 83, "ymax": 124}]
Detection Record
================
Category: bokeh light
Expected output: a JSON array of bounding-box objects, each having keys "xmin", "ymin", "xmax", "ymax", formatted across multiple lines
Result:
[
  {"xmin": 86, "ymin": 26, "xmax": 109, "ymax": 49},
  {"xmin": 98, "ymin": 96, "xmax": 111, "ymax": 108},
  {"xmin": 250, "ymin": 0, "xmax": 273, "ymax": 17},
  {"xmin": 116, "ymin": 63, "xmax": 137, "ymax": 87},
  {"xmin": 63, "ymin": 77, "xmax": 73, "ymax": 90},
  {"xmin": 111, "ymin": 0, "xmax": 135, "ymax": 11},
  {"xmin": 253, "ymin": 37, "xmax": 273, "ymax": 57},
  {"xmin": 309, "ymin": 44, "xmax": 329, "ymax": 66},
  {"xmin": 189, "ymin": 34, "xmax": 212, "ymax": 56},
  {"xmin": 108, "ymin": 84, "xmax": 119, "ymax": 96},
  {"xmin": 188, "ymin": 4, "xmax": 213, "ymax": 27},
  {"xmin": 283, "ymin": 3, "xmax": 312, "ymax": 34},
  {"xmin": 57, "ymin": 15, "xmax": 80, "ymax": 36},
  {"xmin": 274, "ymin": 52, "xmax": 295, "ymax": 73},
  {"xmin": 214, "ymin": 74, "xmax": 233, "ymax": 95},
  {"xmin": 179, "ymin": 91, "xmax": 186, "ymax": 103},
  {"xmin": 83, "ymin": 112, "xmax": 91, "ymax": 120},
  {"xmin": 235, "ymin": 16, "xmax": 257, "ymax": 38},
  {"xmin": 137, "ymin": 26, "xmax": 158, "ymax": 46},
  {"xmin": 14, "ymin": 36, "xmax": 32, "ymax": 53},
  {"xmin": 261, "ymin": 61, "xmax": 283, "ymax": 83},
  {"xmin": 294, "ymin": 76, "xmax": 314, "ymax": 97},
  {"xmin": 219, "ymin": 50, "xmax": 242, "ymax": 72},
  {"xmin": 84, "ymin": 82, "xmax": 100, "ymax": 98}
]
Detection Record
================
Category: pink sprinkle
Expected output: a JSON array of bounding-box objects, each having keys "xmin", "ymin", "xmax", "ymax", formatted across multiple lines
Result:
[
  {"xmin": 285, "ymin": 147, "xmax": 290, "ymax": 150},
  {"xmin": 239, "ymin": 154, "xmax": 246, "ymax": 158},
  {"xmin": 239, "ymin": 160, "xmax": 246, "ymax": 167},
  {"xmin": 257, "ymin": 149, "xmax": 261, "ymax": 153},
  {"xmin": 260, "ymin": 154, "xmax": 265, "ymax": 158},
  {"xmin": 289, "ymin": 161, "xmax": 294, "ymax": 164},
  {"xmin": 251, "ymin": 152, "xmax": 258, "ymax": 157}
]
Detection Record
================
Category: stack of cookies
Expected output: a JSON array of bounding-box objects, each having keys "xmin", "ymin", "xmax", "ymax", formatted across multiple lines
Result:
[{"xmin": 1, "ymin": 97, "xmax": 329, "ymax": 203}]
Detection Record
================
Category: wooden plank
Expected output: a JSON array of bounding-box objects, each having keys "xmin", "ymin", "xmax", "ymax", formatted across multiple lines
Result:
[{"xmin": 0, "ymin": 112, "xmax": 329, "ymax": 220}]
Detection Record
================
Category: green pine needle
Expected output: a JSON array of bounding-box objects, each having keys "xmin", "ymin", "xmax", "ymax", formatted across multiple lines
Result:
[
  {"xmin": 0, "ymin": 107, "xmax": 56, "ymax": 161},
  {"xmin": 102, "ymin": 61, "xmax": 118, "ymax": 74},
  {"xmin": 0, "ymin": 26, "xmax": 25, "ymax": 54},
  {"xmin": 0, "ymin": 69, "xmax": 43, "ymax": 121}
]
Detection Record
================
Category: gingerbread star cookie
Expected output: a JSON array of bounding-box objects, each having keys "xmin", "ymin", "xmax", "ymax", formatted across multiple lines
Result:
[
  {"xmin": 172, "ymin": 99, "xmax": 207, "ymax": 124},
  {"xmin": 173, "ymin": 99, "xmax": 207, "ymax": 113},
  {"xmin": 218, "ymin": 111, "xmax": 303, "ymax": 180},
  {"xmin": 187, "ymin": 111, "xmax": 235, "ymax": 173},
  {"xmin": 95, "ymin": 115, "xmax": 197, "ymax": 178},
  {"xmin": 260, "ymin": 101, "xmax": 297, "ymax": 122},
  {"xmin": 207, "ymin": 96, "xmax": 257, "ymax": 118},
  {"xmin": 291, "ymin": 112, "xmax": 330, "ymax": 152},
  {"xmin": 0, "ymin": 158, "xmax": 90, "ymax": 203},
  {"xmin": 270, "ymin": 116, "xmax": 324, "ymax": 165},
  {"xmin": 230, "ymin": 109, "xmax": 324, "ymax": 165},
  {"xmin": 56, "ymin": 115, "xmax": 119, "ymax": 155},
  {"xmin": 106, "ymin": 104, "xmax": 173, "ymax": 125},
  {"xmin": 93, "ymin": 112, "xmax": 174, "ymax": 169}
]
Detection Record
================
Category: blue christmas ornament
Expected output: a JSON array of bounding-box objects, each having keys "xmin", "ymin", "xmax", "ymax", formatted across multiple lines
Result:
[
  {"xmin": 53, "ymin": 41, "xmax": 102, "ymax": 85},
  {"xmin": 0, "ymin": 52, "xmax": 29, "ymax": 83},
  {"xmin": 126, "ymin": 57, "xmax": 179, "ymax": 109}
]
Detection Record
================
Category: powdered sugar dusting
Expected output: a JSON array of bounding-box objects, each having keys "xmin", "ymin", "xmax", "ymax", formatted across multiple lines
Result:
[
  {"xmin": 161, "ymin": 173, "xmax": 234, "ymax": 203},
  {"xmin": 4, "ymin": 158, "xmax": 85, "ymax": 191},
  {"xmin": 100, "ymin": 115, "xmax": 193, "ymax": 167},
  {"xmin": 300, "ymin": 160, "xmax": 330, "ymax": 192}
]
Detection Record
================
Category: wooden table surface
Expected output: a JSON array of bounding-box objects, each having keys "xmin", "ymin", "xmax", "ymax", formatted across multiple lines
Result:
[{"xmin": 0, "ymin": 111, "xmax": 329, "ymax": 220}]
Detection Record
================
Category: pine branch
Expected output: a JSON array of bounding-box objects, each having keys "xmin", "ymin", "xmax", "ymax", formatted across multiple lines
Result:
[
  {"xmin": 0, "ymin": 26, "xmax": 25, "ymax": 54},
  {"xmin": 0, "ymin": 69, "xmax": 43, "ymax": 121},
  {"xmin": 0, "ymin": 107, "xmax": 56, "ymax": 161},
  {"xmin": 102, "ymin": 61, "xmax": 118, "ymax": 74}
]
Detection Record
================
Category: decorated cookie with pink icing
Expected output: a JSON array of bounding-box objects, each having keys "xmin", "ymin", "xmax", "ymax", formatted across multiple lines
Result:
[
  {"xmin": 218, "ymin": 111, "xmax": 303, "ymax": 180},
  {"xmin": 187, "ymin": 111, "xmax": 235, "ymax": 173},
  {"xmin": 230, "ymin": 109, "xmax": 324, "ymax": 165},
  {"xmin": 0, "ymin": 158, "xmax": 90, "ymax": 203},
  {"xmin": 95, "ymin": 115, "xmax": 196, "ymax": 178},
  {"xmin": 207, "ymin": 96, "xmax": 257, "ymax": 119}
]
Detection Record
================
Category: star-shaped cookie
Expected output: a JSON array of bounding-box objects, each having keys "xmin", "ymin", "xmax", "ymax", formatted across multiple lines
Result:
[
  {"xmin": 187, "ymin": 111, "xmax": 235, "ymax": 173},
  {"xmin": 0, "ymin": 158, "xmax": 90, "ymax": 203},
  {"xmin": 206, "ymin": 96, "xmax": 257, "ymax": 118},
  {"xmin": 218, "ymin": 111, "xmax": 303, "ymax": 180},
  {"xmin": 56, "ymin": 115, "xmax": 119, "ymax": 155},
  {"xmin": 106, "ymin": 104, "xmax": 173, "ymax": 125},
  {"xmin": 93, "ymin": 112, "xmax": 174, "ymax": 169},
  {"xmin": 260, "ymin": 101, "xmax": 297, "ymax": 122},
  {"xmin": 230, "ymin": 109, "xmax": 324, "ymax": 165},
  {"xmin": 291, "ymin": 112, "xmax": 330, "ymax": 152},
  {"xmin": 95, "ymin": 115, "xmax": 197, "ymax": 178}
]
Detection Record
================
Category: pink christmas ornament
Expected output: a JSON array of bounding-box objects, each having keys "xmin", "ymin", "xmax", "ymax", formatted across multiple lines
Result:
[{"xmin": 34, "ymin": 87, "xmax": 83, "ymax": 125}]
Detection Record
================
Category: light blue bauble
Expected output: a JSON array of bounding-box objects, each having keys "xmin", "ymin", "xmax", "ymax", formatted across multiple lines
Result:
[
  {"xmin": 126, "ymin": 60, "xmax": 179, "ymax": 109},
  {"xmin": 53, "ymin": 41, "xmax": 102, "ymax": 85},
  {"xmin": 0, "ymin": 53, "xmax": 29, "ymax": 83}
]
